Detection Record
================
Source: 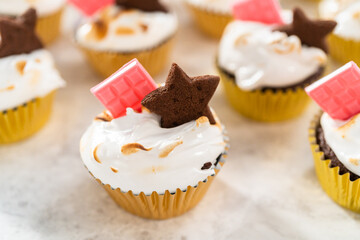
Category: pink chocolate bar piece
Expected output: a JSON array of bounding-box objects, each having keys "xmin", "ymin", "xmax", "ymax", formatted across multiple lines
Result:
[
  {"xmin": 306, "ymin": 61, "xmax": 360, "ymax": 120},
  {"xmin": 67, "ymin": 0, "xmax": 114, "ymax": 16},
  {"xmin": 91, "ymin": 59, "xmax": 157, "ymax": 118},
  {"xmin": 232, "ymin": 0, "xmax": 284, "ymax": 25}
]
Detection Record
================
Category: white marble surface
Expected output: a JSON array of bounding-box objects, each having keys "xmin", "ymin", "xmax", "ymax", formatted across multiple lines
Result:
[{"xmin": 1, "ymin": 0, "xmax": 360, "ymax": 239}]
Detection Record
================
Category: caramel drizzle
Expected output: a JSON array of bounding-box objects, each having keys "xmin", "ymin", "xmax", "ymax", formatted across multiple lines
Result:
[
  {"xmin": 15, "ymin": 61, "xmax": 27, "ymax": 75},
  {"xmin": 121, "ymin": 143, "xmax": 152, "ymax": 155},
  {"xmin": 158, "ymin": 141, "xmax": 183, "ymax": 158},
  {"xmin": 0, "ymin": 85, "xmax": 15, "ymax": 92},
  {"xmin": 95, "ymin": 111, "xmax": 113, "ymax": 122},
  {"xmin": 110, "ymin": 167, "xmax": 119, "ymax": 173},
  {"xmin": 93, "ymin": 145, "xmax": 102, "ymax": 164}
]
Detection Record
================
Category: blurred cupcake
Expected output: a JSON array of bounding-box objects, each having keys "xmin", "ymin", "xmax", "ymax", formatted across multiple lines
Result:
[
  {"xmin": 328, "ymin": 2, "xmax": 360, "ymax": 65},
  {"xmin": 217, "ymin": 8, "xmax": 336, "ymax": 122},
  {"xmin": 185, "ymin": 0, "xmax": 236, "ymax": 39},
  {"xmin": 0, "ymin": 0, "xmax": 65, "ymax": 44},
  {"xmin": 80, "ymin": 60, "xmax": 228, "ymax": 219},
  {"xmin": 307, "ymin": 62, "xmax": 360, "ymax": 212},
  {"xmin": 319, "ymin": 0, "xmax": 355, "ymax": 19},
  {"xmin": 75, "ymin": 0, "xmax": 178, "ymax": 78},
  {"xmin": 0, "ymin": 9, "xmax": 66, "ymax": 144}
]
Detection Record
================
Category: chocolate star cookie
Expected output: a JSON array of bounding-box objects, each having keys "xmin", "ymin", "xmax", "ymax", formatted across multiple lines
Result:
[
  {"xmin": 275, "ymin": 8, "xmax": 337, "ymax": 53},
  {"xmin": 0, "ymin": 8, "xmax": 43, "ymax": 58},
  {"xmin": 142, "ymin": 63, "xmax": 220, "ymax": 128}
]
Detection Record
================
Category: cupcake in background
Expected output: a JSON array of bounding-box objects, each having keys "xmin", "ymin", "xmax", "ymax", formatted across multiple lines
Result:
[
  {"xmin": 0, "ymin": 0, "xmax": 65, "ymax": 44},
  {"xmin": 0, "ymin": 9, "xmax": 66, "ymax": 144},
  {"xmin": 217, "ymin": 5, "xmax": 336, "ymax": 122},
  {"xmin": 185, "ymin": 0, "xmax": 236, "ymax": 39},
  {"xmin": 306, "ymin": 61, "xmax": 360, "ymax": 212},
  {"xmin": 80, "ymin": 59, "xmax": 228, "ymax": 219},
  {"xmin": 319, "ymin": 0, "xmax": 355, "ymax": 19},
  {"xmin": 327, "ymin": 1, "xmax": 360, "ymax": 66},
  {"xmin": 74, "ymin": 0, "xmax": 178, "ymax": 78}
]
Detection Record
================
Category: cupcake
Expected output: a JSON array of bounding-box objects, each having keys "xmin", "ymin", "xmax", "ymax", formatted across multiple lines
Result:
[
  {"xmin": 217, "ymin": 8, "xmax": 336, "ymax": 122},
  {"xmin": 75, "ymin": 0, "xmax": 178, "ymax": 78},
  {"xmin": 185, "ymin": 0, "xmax": 236, "ymax": 39},
  {"xmin": 0, "ymin": 0, "xmax": 65, "ymax": 44},
  {"xmin": 0, "ymin": 9, "xmax": 66, "ymax": 144},
  {"xmin": 307, "ymin": 61, "xmax": 360, "ymax": 212},
  {"xmin": 80, "ymin": 60, "xmax": 228, "ymax": 219},
  {"xmin": 319, "ymin": 0, "xmax": 355, "ymax": 19},
  {"xmin": 327, "ymin": 2, "xmax": 360, "ymax": 65}
]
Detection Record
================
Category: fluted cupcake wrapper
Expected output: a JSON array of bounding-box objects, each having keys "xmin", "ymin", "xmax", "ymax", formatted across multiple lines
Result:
[
  {"xmin": 309, "ymin": 113, "xmax": 360, "ymax": 212},
  {"xmin": 78, "ymin": 37, "xmax": 175, "ymax": 78},
  {"xmin": 88, "ymin": 131, "xmax": 229, "ymax": 220},
  {"xmin": 328, "ymin": 34, "xmax": 360, "ymax": 66},
  {"xmin": 0, "ymin": 92, "xmax": 55, "ymax": 144},
  {"xmin": 218, "ymin": 67, "xmax": 311, "ymax": 122},
  {"xmin": 185, "ymin": 2, "xmax": 233, "ymax": 39},
  {"xmin": 36, "ymin": 8, "xmax": 64, "ymax": 45}
]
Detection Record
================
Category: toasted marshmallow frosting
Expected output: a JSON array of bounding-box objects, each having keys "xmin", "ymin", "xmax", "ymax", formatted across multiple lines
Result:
[
  {"xmin": 0, "ymin": 0, "xmax": 65, "ymax": 16},
  {"xmin": 333, "ymin": 2, "xmax": 360, "ymax": 40},
  {"xmin": 321, "ymin": 112, "xmax": 360, "ymax": 176},
  {"xmin": 185, "ymin": 0, "xmax": 237, "ymax": 14},
  {"xmin": 80, "ymin": 109, "xmax": 226, "ymax": 195},
  {"xmin": 76, "ymin": 5, "xmax": 178, "ymax": 52},
  {"xmin": 0, "ymin": 49, "xmax": 65, "ymax": 111},
  {"xmin": 218, "ymin": 21, "xmax": 327, "ymax": 91}
]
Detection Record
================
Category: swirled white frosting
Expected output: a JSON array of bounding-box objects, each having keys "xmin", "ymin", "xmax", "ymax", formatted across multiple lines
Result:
[
  {"xmin": 80, "ymin": 109, "xmax": 225, "ymax": 195},
  {"xmin": 218, "ymin": 21, "xmax": 327, "ymax": 90},
  {"xmin": 0, "ymin": 0, "xmax": 65, "ymax": 16},
  {"xmin": 321, "ymin": 112, "xmax": 360, "ymax": 176},
  {"xmin": 76, "ymin": 5, "xmax": 178, "ymax": 52},
  {"xmin": 185, "ymin": 0, "xmax": 237, "ymax": 14},
  {"xmin": 0, "ymin": 49, "xmax": 66, "ymax": 111},
  {"xmin": 333, "ymin": 2, "xmax": 360, "ymax": 40}
]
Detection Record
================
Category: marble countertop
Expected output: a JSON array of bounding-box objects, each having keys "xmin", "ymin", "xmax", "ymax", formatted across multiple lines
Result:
[{"xmin": 1, "ymin": 0, "xmax": 360, "ymax": 239}]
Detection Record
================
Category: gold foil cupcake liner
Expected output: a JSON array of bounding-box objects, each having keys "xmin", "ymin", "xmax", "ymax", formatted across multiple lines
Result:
[
  {"xmin": 36, "ymin": 8, "xmax": 64, "ymax": 45},
  {"xmin": 328, "ymin": 34, "xmax": 360, "ymax": 66},
  {"xmin": 89, "ymin": 132, "xmax": 229, "ymax": 220},
  {"xmin": 78, "ymin": 37, "xmax": 175, "ymax": 78},
  {"xmin": 185, "ymin": 2, "xmax": 233, "ymax": 39},
  {"xmin": 218, "ymin": 68, "xmax": 311, "ymax": 122},
  {"xmin": 0, "ymin": 92, "xmax": 55, "ymax": 144},
  {"xmin": 309, "ymin": 113, "xmax": 360, "ymax": 212}
]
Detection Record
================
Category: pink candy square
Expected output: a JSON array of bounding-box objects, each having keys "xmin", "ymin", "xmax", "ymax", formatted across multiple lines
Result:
[
  {"xmin": 67, "ymin": 0, "xmax": 114, "ymax": 16},
  {"xmin": 91, "ymin": 59, "xmax": 157, "ymax": 118},
  {"xmin": 232, "ymin": 0, "xmax": 284, "ymax": 25},
  {"xmin": 306, "ymin": 61, "xmax": 360, "ymax": 120}
]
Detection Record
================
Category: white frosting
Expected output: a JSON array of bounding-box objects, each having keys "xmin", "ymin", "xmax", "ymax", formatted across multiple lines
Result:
[
  {"xmin": 76, "ymin": 6, "xmax": 178, "ymax": 52},
  {"xmin": 321, "ymin": 112, "xmax": 360, "ymax": 176},
  {"xmin": 319, "ymin": 0, "xmax": 356, "ymax": 19},
  {"xmin": 0, "ymin": 0, "xmax": 65, "ymax": 16},
  {"xmin": 218, "ymin": 21, "xmax": 327, "ymax": 90},
  {"xmin": 0, "ymin": 49, "xmax": 66, "ymax": 111},
  {"xmin": 333, "ymin": 1, "xmax": 360, "ymax": 40},
  {"xmin": 80, "ymin": 109, "xmax": 225, "ymax": 195},
  {"xmin": 185, "ymin": 0, "xmax": 237, "ymax": 14}
]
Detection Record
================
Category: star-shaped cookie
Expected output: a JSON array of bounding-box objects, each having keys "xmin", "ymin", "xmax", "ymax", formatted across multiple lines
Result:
[
  {"xmin": 0, "ymin": 8, "xmax": 43, "ymax": 58},
  {"xmin": 116, "ymin": 0, "xmax": 168, "ymax": 13},
  {"xmin": 142, "ymin": 63, "xmax": 220, "ymax": 128},
  {"xmin": 275, "ymin": 8, "xmax": 337, "ymax": 53}
]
